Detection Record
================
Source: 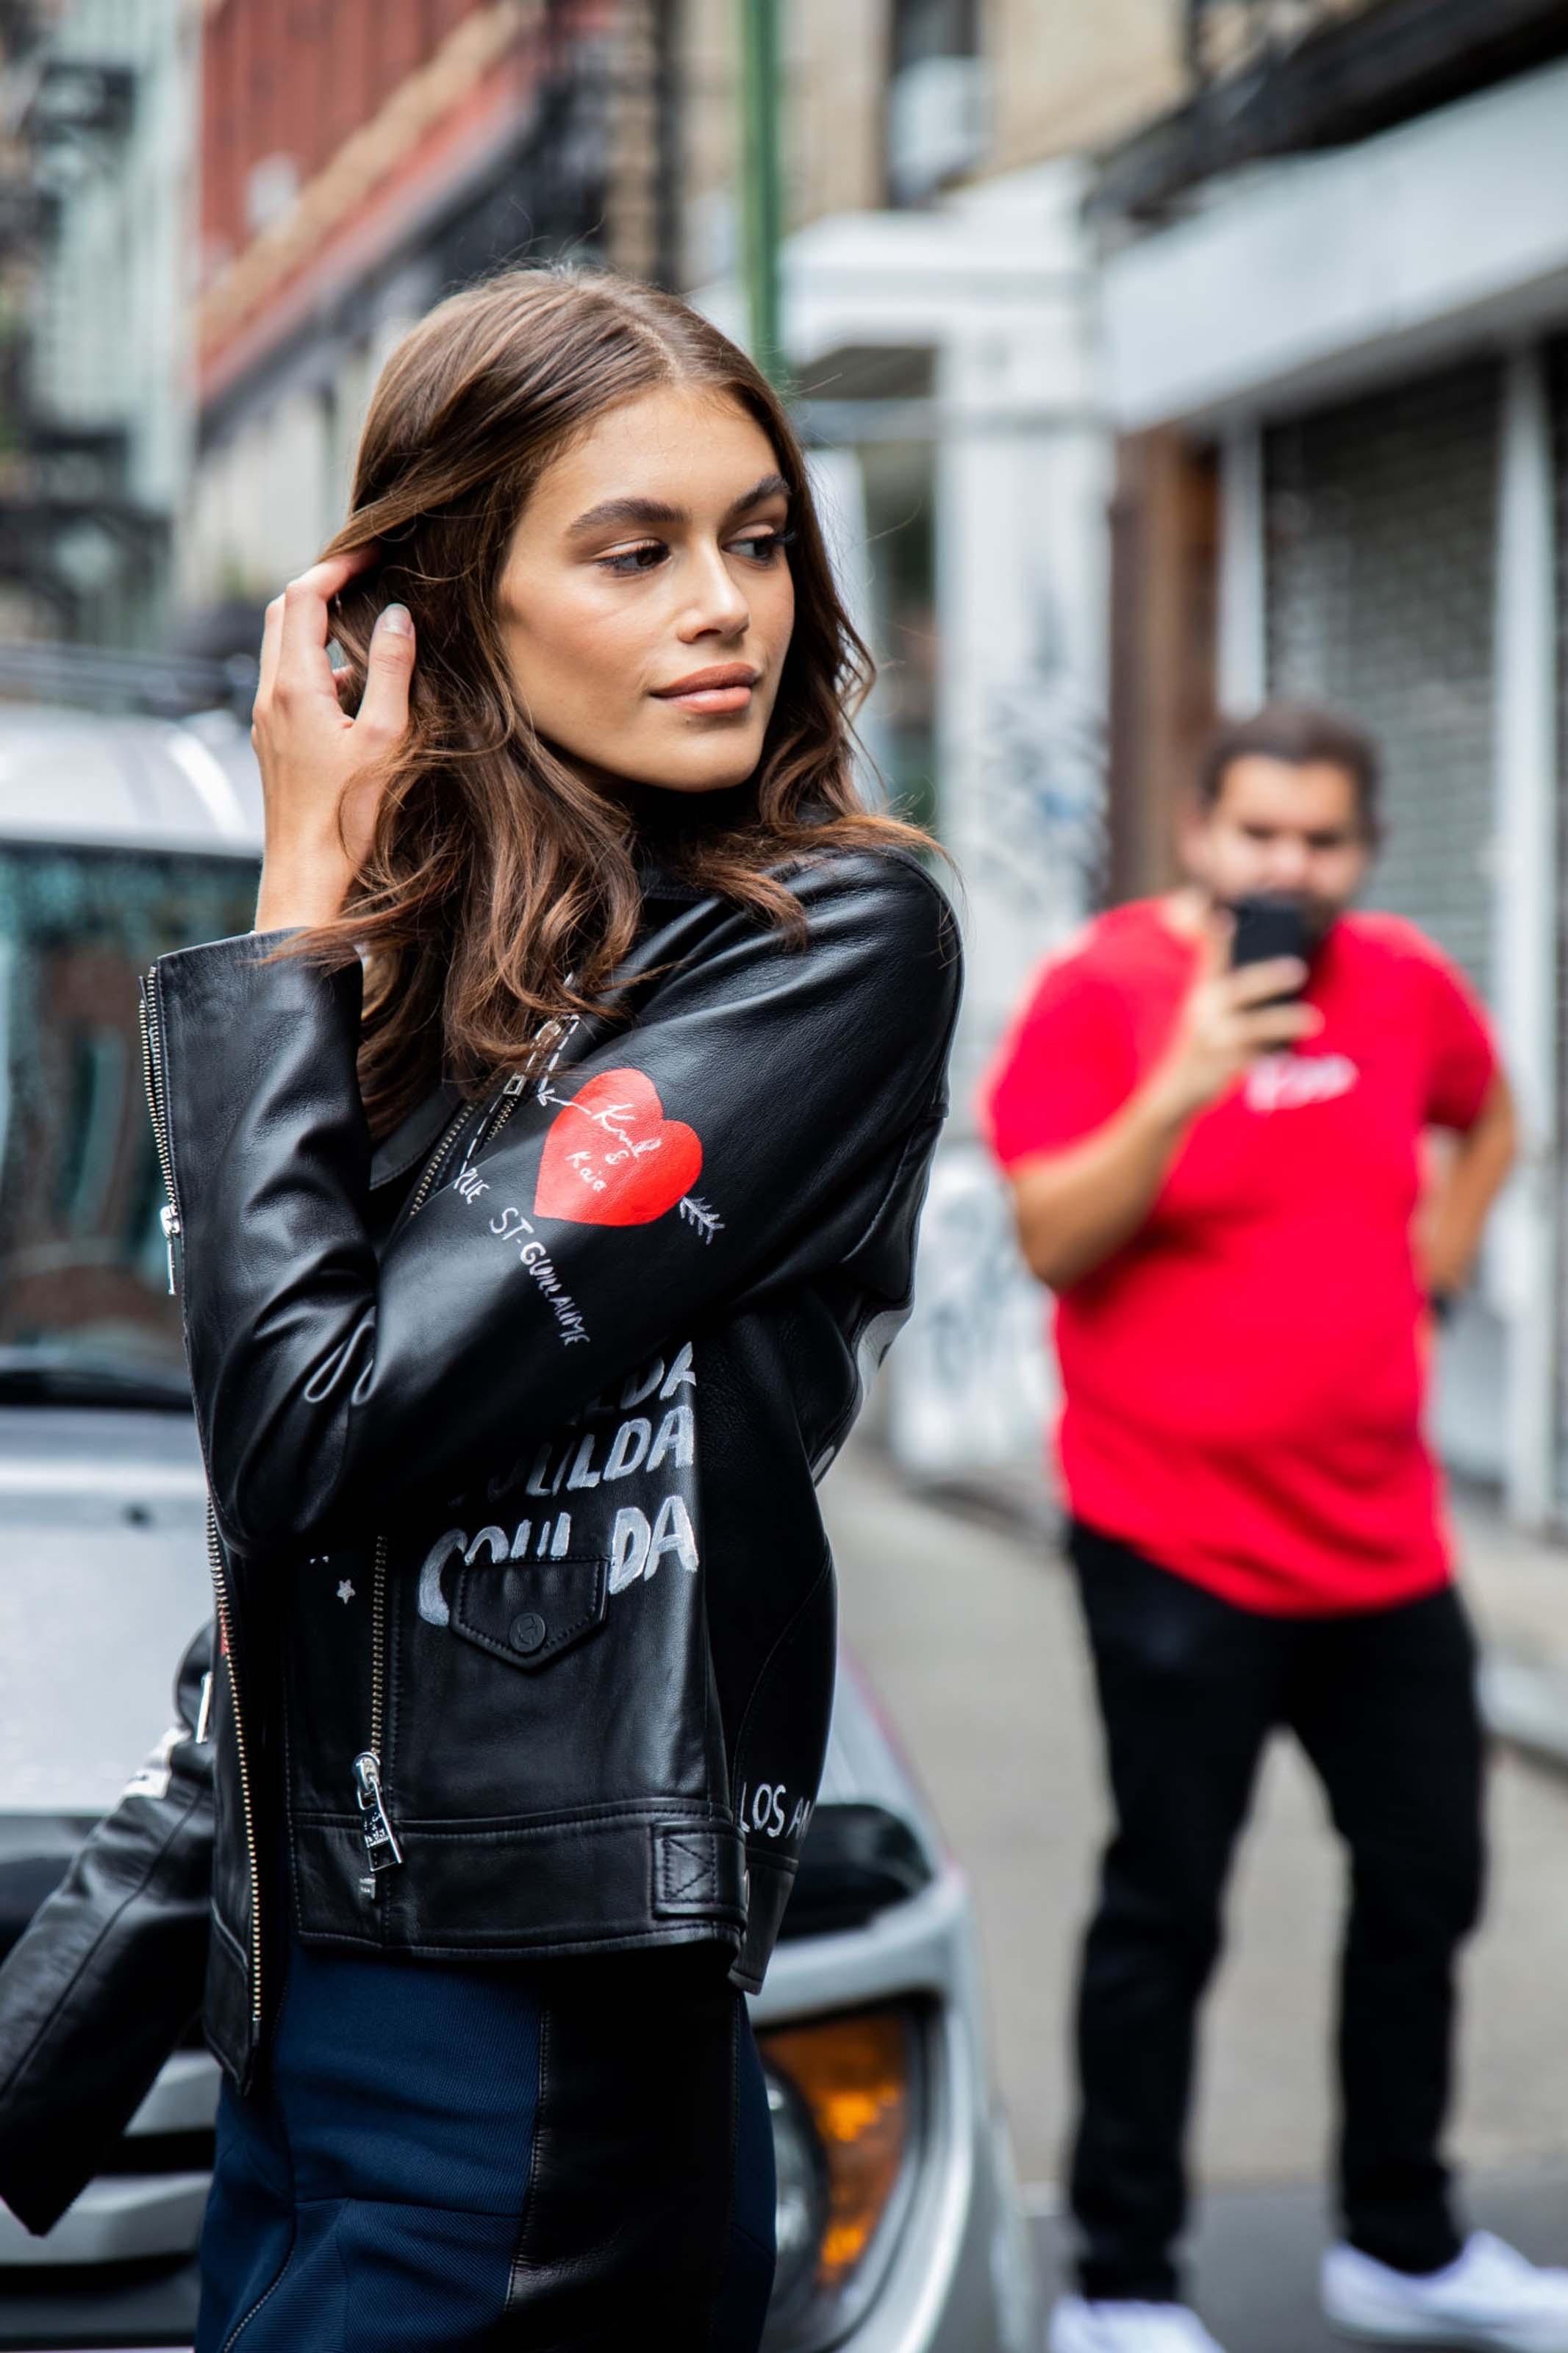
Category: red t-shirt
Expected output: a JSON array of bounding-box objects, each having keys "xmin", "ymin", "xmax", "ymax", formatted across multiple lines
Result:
[{"xmin": 979, "ymin": 900, "xmax": 1500, "ymax": 1615}]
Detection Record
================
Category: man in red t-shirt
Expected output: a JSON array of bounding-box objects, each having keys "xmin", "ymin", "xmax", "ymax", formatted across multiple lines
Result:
[{"xmin": 981, "ymin": 704, "xmax": 1564, "ymax": 2353}]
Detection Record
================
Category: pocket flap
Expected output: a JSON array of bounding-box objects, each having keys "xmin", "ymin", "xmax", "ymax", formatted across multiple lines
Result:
[{"xmin": 450, "ymin": 1553, "xmax": 609, "ymax": 1671}]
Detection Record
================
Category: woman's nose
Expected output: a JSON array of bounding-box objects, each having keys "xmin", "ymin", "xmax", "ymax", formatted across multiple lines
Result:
[{"xmin": 682, "ymin": 543, "xmax": 751, "ymax": 635}]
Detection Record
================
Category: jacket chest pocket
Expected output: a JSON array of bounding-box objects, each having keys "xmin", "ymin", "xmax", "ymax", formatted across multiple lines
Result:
[{"xmin": 449, "ymin": 1553, "xmax": 609, "ymax": 1671}]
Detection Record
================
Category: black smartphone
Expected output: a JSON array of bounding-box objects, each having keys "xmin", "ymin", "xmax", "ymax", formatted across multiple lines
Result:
[{"xmin": 1228, "ymin": 891, "xmax": 1311, "ymax": 1000}]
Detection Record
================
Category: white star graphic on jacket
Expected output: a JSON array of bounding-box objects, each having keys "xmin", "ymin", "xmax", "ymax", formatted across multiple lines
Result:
[{"xmin": 336, "ymin": 1579, "xmax": 355, "ymax": 1604}]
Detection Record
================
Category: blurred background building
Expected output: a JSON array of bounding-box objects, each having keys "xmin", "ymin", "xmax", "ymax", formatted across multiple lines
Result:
[
  {"xmin": 184, "ymin": 0, "xmax": 629, "ymax": 660},
  {"xmin": 0, "ymin": 0, "xmax": 197, "ymax": 649},
  {"xmin": 5, "ymin": 0, "xmax": 1568, "ymax": 1532}
]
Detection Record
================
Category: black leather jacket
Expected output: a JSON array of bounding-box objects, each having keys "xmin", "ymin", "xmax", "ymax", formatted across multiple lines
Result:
[{"xmin": 138, "ymin": 846, "xmax": 959, "ymax": 2093}]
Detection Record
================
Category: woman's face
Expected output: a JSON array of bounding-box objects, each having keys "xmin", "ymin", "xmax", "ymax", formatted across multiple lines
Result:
[{"xmin": 495, "ymin": 385, "xmax": 797, "ymax": 800}]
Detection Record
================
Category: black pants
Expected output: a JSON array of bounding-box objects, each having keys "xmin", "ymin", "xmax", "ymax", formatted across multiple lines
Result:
[{"xmin": 1067, "ymin": 1521, "xmax": 1486, "ymax": 2304}]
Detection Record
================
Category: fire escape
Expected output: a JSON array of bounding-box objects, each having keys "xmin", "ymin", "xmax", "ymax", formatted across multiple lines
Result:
[
  {"xmin": 0, "ymin": 4, "xmax": 165, "ymax": 644},
  {"xmin": 1098, "ymin": 0, "xmax": 1568, "ymax": 221},
  {"xmin": 423, "ymin": 0, "xmax": 681, "ymax": 297}
]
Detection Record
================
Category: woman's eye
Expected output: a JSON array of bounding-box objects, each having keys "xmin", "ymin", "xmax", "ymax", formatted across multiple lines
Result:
[
  {"xmin": 597, "ymin": 527, "xmax": 795, "ymax": 578},
  {"xmin": 733, "ymin": 528, "xmax": 795, "ymax": 563},
  {"xmin": 598, "ymin": 543, "xmax": 667, "ymax": 576}
]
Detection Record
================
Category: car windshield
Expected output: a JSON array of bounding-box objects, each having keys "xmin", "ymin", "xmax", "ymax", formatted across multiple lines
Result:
[{"xmin": 0, "ymin": 842, "xmax": 259, "ymax": 1406}]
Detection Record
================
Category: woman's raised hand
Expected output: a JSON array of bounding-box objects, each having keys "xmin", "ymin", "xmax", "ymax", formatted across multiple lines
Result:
[{"xmin": 251, "ymin": 547, "xmax": 415, "ymax": 934}]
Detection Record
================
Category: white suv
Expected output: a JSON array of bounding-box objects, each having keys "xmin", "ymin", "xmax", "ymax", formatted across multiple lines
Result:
[{"xmin": 0, "ymin": 696, "xmax": 1037, "ymax": 2353}]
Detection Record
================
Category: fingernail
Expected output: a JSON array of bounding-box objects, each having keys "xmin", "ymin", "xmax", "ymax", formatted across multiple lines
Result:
[{"xmin": 378, "ymin": 602, "xmax": 412, "ymax": 637}]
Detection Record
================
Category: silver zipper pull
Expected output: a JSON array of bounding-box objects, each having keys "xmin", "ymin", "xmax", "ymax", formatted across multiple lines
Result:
[
  {"xmin": 352, "ymin": 1750, "xmax": 403, "ymax": 1875},
  {"xmin": 160, "ymin": 1204, "xmax": 182, "ymax": 1296}
]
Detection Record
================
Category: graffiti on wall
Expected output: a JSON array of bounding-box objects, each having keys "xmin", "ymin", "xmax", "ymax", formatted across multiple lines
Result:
[{"xmin": 889, "ymin": 1143, "xmax": 1057, "ymax": 1477}]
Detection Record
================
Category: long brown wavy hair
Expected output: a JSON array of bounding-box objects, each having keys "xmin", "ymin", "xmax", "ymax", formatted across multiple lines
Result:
[{"xmin": 281, "ymin": 260, "xmax": 932, "ymax": 1140}]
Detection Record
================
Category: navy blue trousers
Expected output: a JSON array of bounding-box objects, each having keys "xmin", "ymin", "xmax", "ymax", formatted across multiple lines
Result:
[{"xmin": 195, "ymin": 1935, "xmax": 776, "ymax": 2352}]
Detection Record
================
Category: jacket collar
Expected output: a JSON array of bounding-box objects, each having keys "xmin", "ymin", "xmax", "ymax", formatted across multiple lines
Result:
[
  {"xmin": 368, "ymin": 1077, "xmax": 467, "ymax": 1190},
  {"xmin": 632, "ymin": 847, "xmax": 707, "ymax": 904}
]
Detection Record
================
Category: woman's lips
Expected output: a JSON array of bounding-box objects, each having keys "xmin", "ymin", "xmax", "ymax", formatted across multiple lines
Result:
[
  {"xmin": 654, "ymin": 682, "xmax": 754, "ymax": 713},
  {"xmin": 651, "ymin": 663, "xmax": 760, "ymax": 711}
]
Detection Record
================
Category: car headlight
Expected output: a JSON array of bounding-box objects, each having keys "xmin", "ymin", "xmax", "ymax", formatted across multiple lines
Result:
[{"xmin": 759, "ymin": 2004, "xmax": 923, "ymax": 2347}]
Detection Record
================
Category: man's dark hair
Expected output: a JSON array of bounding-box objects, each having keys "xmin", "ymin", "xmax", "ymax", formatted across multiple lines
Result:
[{"xmin": 1198, "ymin": 701, "xmax": 1382, "ymax": 839}]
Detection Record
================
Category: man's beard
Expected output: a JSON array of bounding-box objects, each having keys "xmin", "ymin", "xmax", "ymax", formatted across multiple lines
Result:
[{"xmin": 1294, "ymin": 892, "xmax": 1342, "ymax": 949}]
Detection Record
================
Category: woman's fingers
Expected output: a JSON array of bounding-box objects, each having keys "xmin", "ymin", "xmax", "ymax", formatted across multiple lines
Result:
[
  {"xmin": 249, "ymin": 546, "xmax": 395, "ymax": 926},
  {"xmin": 353, "ymin": 604, "xmax": 416, "ymax": 749},
  {"xmin": 255, "ymin": 594, "xmax": 284, "ymax": 715},
  {"xmin": 273, "ymin": 546, "xmax": 382, "ymax": 702}
]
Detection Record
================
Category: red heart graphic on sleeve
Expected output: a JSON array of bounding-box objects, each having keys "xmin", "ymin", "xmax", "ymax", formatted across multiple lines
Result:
[{"xmin": 534, "ymin": 1068, "xmax": 702, "ymax": 1227}]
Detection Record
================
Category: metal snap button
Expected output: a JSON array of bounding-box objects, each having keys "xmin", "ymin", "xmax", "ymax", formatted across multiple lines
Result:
[{"xmin": 509, "ymin": 1611, "xmax": 547, "ymax": 1654}]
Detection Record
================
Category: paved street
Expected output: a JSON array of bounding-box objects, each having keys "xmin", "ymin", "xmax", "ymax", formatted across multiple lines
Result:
[{"xmin": 820, "ymin": 1441, "xmax": 1568, "ymax": 2342}]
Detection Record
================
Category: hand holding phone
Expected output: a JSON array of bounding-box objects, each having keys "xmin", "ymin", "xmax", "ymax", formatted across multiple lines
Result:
[
  {"xmin": 1148, "ymin": 901, "xmax": 1320, "ymax": 1123},
  {"xmin": 1228, "ymin": 892, "xmax": 1312, "ymax": 999}
]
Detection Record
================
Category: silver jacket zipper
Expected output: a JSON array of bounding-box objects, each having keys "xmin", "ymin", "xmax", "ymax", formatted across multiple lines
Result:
[
  {"xmin": 139, "ymin": 981, "xmax": 183, "ymax": 1297},
  {"xmin": 352, "ymin": 1081, "xmax": 526, "ymax": 1893},
  {"xmin": 143, "ymin": 969, "xmax": 544, "ymax": 1960},
  {"xmin": 350, "ymin": 1087, "xmax": 521, "ymax": 1891},
  {"xmin": 140, "ymin": 968, "xmax": 265, "ymax": 2052}
]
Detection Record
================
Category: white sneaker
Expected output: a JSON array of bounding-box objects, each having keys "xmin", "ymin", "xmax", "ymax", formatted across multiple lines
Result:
[
  {"xmin": 1322, "ymin": 2231, "xmax": 1568, "ymax": 2349},
  {"xmin": 1048, "ymin": 2294, "xmax": 1229, "ymax": 2352}
]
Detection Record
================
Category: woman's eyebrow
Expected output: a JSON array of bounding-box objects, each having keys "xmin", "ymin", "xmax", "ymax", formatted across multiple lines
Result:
[
  {"xmin": 565, "ymin": 472, "xmax": 791, "ymax": 541},
  {"xmin": 728, "ymin": 471, "xmax": 791, "ymax": 511}
]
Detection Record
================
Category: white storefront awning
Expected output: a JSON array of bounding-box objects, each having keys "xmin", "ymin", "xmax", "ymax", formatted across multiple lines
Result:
[{"xmin": 1103, "ymin": 54, "xmax": 1568, "ymax": 431}]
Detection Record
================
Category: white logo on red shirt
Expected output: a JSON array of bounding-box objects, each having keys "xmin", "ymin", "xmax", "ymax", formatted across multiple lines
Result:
[{"xmin": 1245, "ymin": 1052, "xmax": 1359, "ymax": 1114}]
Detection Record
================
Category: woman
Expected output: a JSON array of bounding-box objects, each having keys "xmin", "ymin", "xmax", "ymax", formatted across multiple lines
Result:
[{"xmin": 143, "ymin": 263, "xmax": 961, "ymax": 2349}]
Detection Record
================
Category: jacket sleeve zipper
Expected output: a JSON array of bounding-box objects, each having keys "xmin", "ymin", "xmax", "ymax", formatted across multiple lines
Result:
[
  {"xmin": 137, "ymin": 974, "xmax": 183, "ymax": 1296},
  {"xmin": 140, "ymin": 968, "xmax": 264, "ymax": 2054}
]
